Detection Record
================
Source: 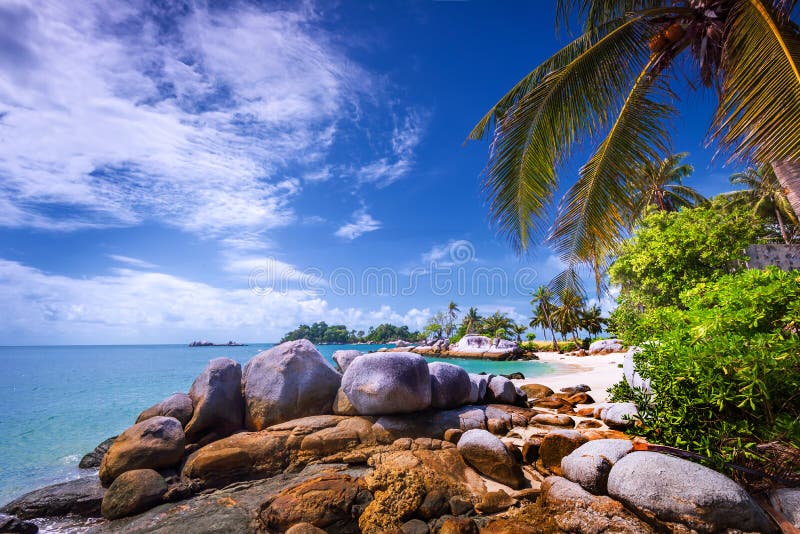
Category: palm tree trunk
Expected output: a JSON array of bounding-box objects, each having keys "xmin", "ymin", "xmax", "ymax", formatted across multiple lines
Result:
[
  {"xmin": 774, "ymin": 203, "xmax": 790, "ymax": 244},
  {"xmin": 772, "ymin": 161, "xmax": 800, "ymax": 223}
]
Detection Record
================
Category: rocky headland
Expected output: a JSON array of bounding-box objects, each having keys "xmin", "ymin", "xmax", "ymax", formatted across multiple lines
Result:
[{"xmin": 2, "ymin": 339, "xmax": 796, "ymax": 533}]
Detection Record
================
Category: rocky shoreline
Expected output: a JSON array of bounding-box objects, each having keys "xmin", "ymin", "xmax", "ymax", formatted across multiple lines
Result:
[{"xmin": 2, "ymin": 340, "xmax": 797, "ymax": 533}]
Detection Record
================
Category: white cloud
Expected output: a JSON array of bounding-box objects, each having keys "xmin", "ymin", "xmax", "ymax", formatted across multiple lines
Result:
[
  {"xmin": 334, "ymin": 209, "xmax": 382, "ymax": 240},
  {"xmin": 0, "ymin": 258, "xmax": 427, "ymax": 344},
  {"xmin": 420, "ymin": 239, "xmax": 477, "ymax": 266},
  {"xmin": 356, "ymin": 112, "xmax": 424, "ymax": 187},
  {"xmin": 0, "ymin": 0, "xmax": 407, "ymax": 239},
  {"xmin": 107, "ymin": 254, "xmax": 157, "ymax": 270}
]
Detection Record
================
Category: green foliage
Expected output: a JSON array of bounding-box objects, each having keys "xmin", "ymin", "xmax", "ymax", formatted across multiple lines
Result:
[
  {"xmin": 280, "ymin": 322, "xmax": 418, "ymax": 344},
  {"xmin": 609, "ymin": 201, "xmax": 762, "ymax": 312},
  {"xmin": 621, "ymin": 267, "xmax": 800, "ymax": 465},
  {"xmin": 520, "ymin": 340, "xmax": 579, "ymax": 352}
]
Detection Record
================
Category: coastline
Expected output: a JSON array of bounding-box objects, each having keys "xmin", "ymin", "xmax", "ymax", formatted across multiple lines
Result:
[{"xmin": 516, "ymin": 351, "xmax": 626, "ymax": 402}]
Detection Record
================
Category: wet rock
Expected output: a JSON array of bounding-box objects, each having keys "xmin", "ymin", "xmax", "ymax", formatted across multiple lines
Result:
[
  {"xmin": 531, "ymin": 414, "xmax": 574, "ymax": 427},
  {"xmin": 243, "ymin": 340, "xmax": 342, "ymax": 430},
  {"xmin": 99, "ymin": 416, "xmax": 185, "ymax": 486},
  {"xmin": 429, "ymin": 362, "xmax": 472, "ymax": 409},
  {"xmin": 566, "ymin": 392, "xmax": 594, "ymax": 405},
  {"xmin": 342, "ymin": 352, "xmax": 431, "ymax": 415},
  {"xmin": 184, "ymin": 358, "xmax": 244, "ymax": 443},
  {"xmin": 0, "ymin": 477, "xmax": 104, "ymax": 519},
  {"xmin": 332, "ymin": 349, "xmax": 363, "ymax": 373},
  {"xmin": 601, "ymin": 402, "xmax": 638, "ymax": 430},
  {"xmin": 136, "ymin": 393, "xmax": 193, "ymax": 427},
  {"xmin": 259, "ymin": 474, "xmax": 362, "ymax": 533},
  {"xmin": 560, "ymin": 439, "xmax": 632, "ymax": 494},
  {"xmin": 607, "ymin": 451, "xmax": 775, "ymax": 533},
  {"xmin": 79, "ymin": 436, "xmax": 117, "ymax": 469},
  {"xmin": 0, "ymin": 514, "xmax": 37, "ymax": 534},
  {"xmin": 101, "ymin": 469, "xmax": 167, "ymax": 520},
  {"xmin": 540, "ymin": 476, "xmax": 654, "ymax": 533},
  {"xmin": 456, "ymin": 429, "xmax": 525, "ymax": 489},
  {"xmin": 538, "ymin": 429, "xmax": 587, "ymax": 475}
]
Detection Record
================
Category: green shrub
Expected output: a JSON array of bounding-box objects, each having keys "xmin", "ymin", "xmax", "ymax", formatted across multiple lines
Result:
[
  {"xmin": 620, "ymin": 267, "xmax": 800, "ymax": 466},
  {"xmin": 520, "ymin": 340, "xmax": 579, "ymax": 352}
]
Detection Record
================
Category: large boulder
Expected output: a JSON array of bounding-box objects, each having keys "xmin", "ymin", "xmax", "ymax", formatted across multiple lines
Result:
[
  {"xmin": 429, "ymin": 362, "xmax": 471, "ymax": 409},
  {"xmin": 332, "ymin": 350, "xmax": 363, "ymax": 373},
  {"xmin": 485, "ymin": 376, "xmax": 516, "ymax": 404},
  {"xmin": 184, "ymin": 358, "xmax": 244, "ymax": 443},
  {"xmin": 561, "ymin": 439, "xmax": 633, "ymax": 494},
  {"xmin": 79, "ymin": 436, "xmax": 117, "ymax": 469},
  {"xmin": 607, "ymin": 451, "xmax": 774, "ymax": 533},
  {"xmin": 467, "ymin": 373, "xmax": 488, "ymax": 404},
  {"xmin": 538, "ymin": 429, "xmax": 588, "ymax": 475},
  {"xmin": 341, "ymin": 352, "xmax": 431, "ymax": 415},
  {"xmin": 0, "ymin": 477, "xmax": 105, "ymax": 519},
  {"xmin": 243, "ymin": 340, "xmax": 342, "ymax": 430},
  {"xmin": 588, "ymin": 338, "xmax": 623, "ymax": 353},
  {"xmin": 601, "ymin": 402, "xmax": 638, "ymax": 429},
  {"xmin": 450, "ymin": 335, "xmax": 492, "ymax": 353},
  {"xmin": 99, "ymin": 416, "xmax": 185, "ymax": 486},
  {"xmin": 540, "ymin": 476, "xmax": 655, "ymax": 533},
  {"xmin": 372, "ymin": 407, "xmax": 487, "ymax": 443},
  {"xmin": 101, "ymin": 469, "xmax": 167, "ymax": 519},
  {"xmin": 136, "ymin": 393, "xmax": 193, "ymax": 427},
  {"xmin": 623, "ymin": 347, "xmax": 651, "ymax": 393},
  {"xmin": 0, "ymin": 514, "xmax": 37, "ymax": 534},
  {"xmin": 771, "ymin": 488, "xmax": 800, "ymax": 528},
  {"xmin": 456, "ymin": 429, "xmax": 525, "ymax": 489}
]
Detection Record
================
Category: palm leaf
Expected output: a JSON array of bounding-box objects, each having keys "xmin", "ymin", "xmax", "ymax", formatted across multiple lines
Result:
[{"xmin": 713, "ymin": 0, "xmax": 800, "ymax": 164}]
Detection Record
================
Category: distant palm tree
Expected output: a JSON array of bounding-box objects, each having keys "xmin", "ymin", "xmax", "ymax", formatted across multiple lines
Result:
[
  {"xmin": 629, "ymin": 153, "xmax": 705, "ymax": 219},
  {"xmin": 530, "ymin": 286, "xmax": 559, "ymax": 351},
  {"xmin": 552, "ymin": 288, "xmax": 585, "ymax": 341},
  {"xmin": 469, "ymin": 0, "xmax": 800, "ymax": 293},
  {"xmin": 509, "ymin": 322, "xmax": 528, "ymax": 342},
  {"xmin": 580, "ymin": 304, "xmax": 606, "ymax": 337},
  {"xmin": 462, "ymin": 307, "xmax": 482, "ymax": 334},
  {"xmin": 446, "ymin": 301, "xmax": 460, "ymax": 337},
  {"xmin": 482, "ymin": 311, "xmax": 513, "ymax": 340},
  {"xmin": 728, "ymin": 163, "xmax": 799, "ymax": 244}
]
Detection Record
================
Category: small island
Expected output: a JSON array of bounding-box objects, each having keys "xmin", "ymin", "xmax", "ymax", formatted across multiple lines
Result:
[{"xmin": 188, "ymin": 340, "xmax": 247, "ymax": 347}]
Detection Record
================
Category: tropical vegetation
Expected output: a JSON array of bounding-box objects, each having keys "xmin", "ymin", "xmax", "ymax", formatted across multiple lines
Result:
[
  {"xmin": 280, "ymin": 322, "xmax": 420, "ymax": 344},
  {"xmin": 470, "ymin": 0, "xmax": 800, "ymax": 294}
]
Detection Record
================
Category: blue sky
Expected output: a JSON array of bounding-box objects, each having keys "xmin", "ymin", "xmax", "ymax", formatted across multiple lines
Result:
[{"xmin": 0, "ymin": 0, "xmax": 739, "ymax": 345}]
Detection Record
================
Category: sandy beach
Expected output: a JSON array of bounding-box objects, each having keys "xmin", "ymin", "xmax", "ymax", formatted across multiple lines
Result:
[{"xmin": 514, "ymin": 351, "xmax": 627, "ymax": 402}]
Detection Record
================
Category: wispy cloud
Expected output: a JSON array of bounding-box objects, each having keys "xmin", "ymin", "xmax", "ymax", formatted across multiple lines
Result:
[
  {"xmin": 334, "ymin": 209, "xmax": 382, "ymax": 240},
  {"xmin": 107, "ymin": 254, "xmax": 157, "ymax": 270},
  {"xmin": 356, "ymin": 112, "xmax": 425, "ymax": 187},
  {"xmin": 0, "ymin": 1, "xmax": 414, "ymax": 241}
]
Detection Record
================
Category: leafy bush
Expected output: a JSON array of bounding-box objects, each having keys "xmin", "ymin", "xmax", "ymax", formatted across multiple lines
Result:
[
  {"xmin": 520, "ymin": 340, "xmax": 579, "ymax": 352},
  {"xmin": 618, "ymin": 267, "xmax": 800, "ymax": 466}
]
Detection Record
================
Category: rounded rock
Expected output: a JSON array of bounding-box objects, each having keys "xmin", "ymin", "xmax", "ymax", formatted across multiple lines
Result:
[
  {"xmin": 243, "ymin": 340, "xmax": 342, "ymax": 430},
  {"xmin": 99, "ymin": 416, "xmax": 185, "ymax": 486},
  {"xmin": 101, "ymin": 469, "xmax": 167, "ymax": 519},
  {"xmin": 456, "ymin": 429, "xmax": 525, "ymax": 489},
  {"xmin": 332, "ymin": 350, "xmax": 363, "ymax": 373},
  {"xmin": 341, "ymin": 352, "xmax": 431, "ymax": 415},
  {"xmin": 136, "ymin": 393, "xmax": 193, "ymax": 427},
  {"xmin": 184, "ymin": 358, "xmax": 244, "ymax": 443},
  {"xmin": 561, "ymin": 439, "xmax": 632, "ymax": 494},
  {"xmin": 429, "ymin": 362, "xmax": 472, "ymax": 409}
]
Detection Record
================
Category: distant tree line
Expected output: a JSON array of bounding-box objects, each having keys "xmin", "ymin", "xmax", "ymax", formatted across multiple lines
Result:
[{"xmin": 280, "ymin": 321, "xmax": 420, "ymax": 344}]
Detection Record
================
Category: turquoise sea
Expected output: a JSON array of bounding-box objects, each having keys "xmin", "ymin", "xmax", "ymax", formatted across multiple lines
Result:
[{"xmin": 0, "ymin": 343, "xmax": 555, "ymax": 505}]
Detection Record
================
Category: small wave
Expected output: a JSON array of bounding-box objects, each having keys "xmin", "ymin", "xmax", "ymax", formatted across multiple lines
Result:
[{"xmin": 58, "ymin": 454, "xmax": 81, "ymax": 465}]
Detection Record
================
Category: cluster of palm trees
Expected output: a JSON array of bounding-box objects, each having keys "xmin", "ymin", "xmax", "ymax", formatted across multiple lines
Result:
[
  {"xmin": 529, "ymin": 286, "xmax": 606, "ymax": 350},
  {"xmin": 424, "ymin": 302, "xmax": 530, "ymax": 342},
  {"xmin": 470, "ymin": 0, "xmax": 800, "ymax": 297}
]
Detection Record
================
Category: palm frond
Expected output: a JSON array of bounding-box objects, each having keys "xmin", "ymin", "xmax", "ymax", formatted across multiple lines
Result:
[
  {"xmin": 556, "ymin": 0, "xmax": 666, "ymax": 34},
  {"xmin": 548, "ymin": 57, "xmax": 672, "ymax": 269},
  {"xmin": 713, "ymin": 0, "xmax": 800, "ymax": 164}
]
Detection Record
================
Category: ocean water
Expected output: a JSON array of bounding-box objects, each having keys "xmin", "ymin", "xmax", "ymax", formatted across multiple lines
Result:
[{"xmin": 0, "ymin": 343, "xmax": 555, "ymax": 505}]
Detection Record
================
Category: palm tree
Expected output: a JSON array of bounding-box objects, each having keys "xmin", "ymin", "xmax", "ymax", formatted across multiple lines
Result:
[
  {"xmin": 446, "ymin": 301, "xmax": 460, "ymax": 336},
  {"xmin": 629, "ymin": 152, "xmax": 705, "ymax": 220},
  {"xmin": 481, "ymin": 311, "xmax": 513, "ymax": 340},
  {"xmin": 727, "ymin": 163, "xmax": 799, "ymax": 243},
  {"xmin": 510, "ymin": 322, "xmax": 528, "ymax": 342},
  {"xmin": 580, "ymin": 304, "xmax": 607, "ymax": 337},
  {"xmin": 469, "ymin": 1, "xmax": 800, "ymax": 292},
  {"xmin": 552, "ymin": 288, "xmax": 585, "ymax": 341},
  {"xmin": 530, "ymin": 286, "xmax": 560, "ymax": 351},
  {"xmin": 462, "ymin": 307, "xmax": 482, "ymax": 334}
]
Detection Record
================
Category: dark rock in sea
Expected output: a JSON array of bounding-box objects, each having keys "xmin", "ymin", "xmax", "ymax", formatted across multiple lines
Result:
[
  {"xmin": 101, "ymin": 469, "xmax": 167, "ymax": 520},
  {"xmin": 0, "ymin": 477, "xmax": 104, "ymax": 519},
  {"xmin": 184, "ymin": 358, "xmax": 244, "ymax": 444},
  {"xmin": 136, "ymin": 393, "xmax": 193, "ymax": 427},
  {"xmin": 502, "ymin": 372, "xmax": 525, "ymax": 380},
  {"xmin": 243, "ymin": 340, "xmax": 342, "ymax": 430},
  {"xmin": 79, "ymin": 436, "xmax": 117, "ymax": 469},
  {"xmin": 0, "ymin": 513, "xmax": 38, "ymax": 533},
  {"xmin": 95, "ymin": 464, "xmax": 368, "ymax": 534},
  {"xmin": 99, "ymin": 416, "xmax": 185, "ymax": 486}
]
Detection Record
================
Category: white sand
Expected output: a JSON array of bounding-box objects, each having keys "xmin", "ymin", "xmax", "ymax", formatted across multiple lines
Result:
[{"xmin": 513, "ymin": 351, "xmax": 627, "ymax": 402}]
